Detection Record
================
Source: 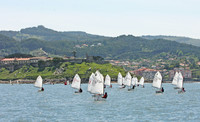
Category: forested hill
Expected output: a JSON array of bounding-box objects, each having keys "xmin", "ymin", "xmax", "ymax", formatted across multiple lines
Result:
[
  {"xmin": 0, "ymin": 26, "xmax": 200, "ymax": 60},
  {"xmin": 0, "ymin": 25, "xmax": 109, "ymax": 42},
  {"xmin": 142, "ymin": 35, "xmax": 200, "ymax": 47}
]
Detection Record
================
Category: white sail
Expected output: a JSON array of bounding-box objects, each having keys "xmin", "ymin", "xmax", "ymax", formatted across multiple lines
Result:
[
  {"xmin": 132, "ymin": 77, "xmax": 137, "ymax": 86},
  {"xmin": 90, "ymin": 71, "xmax": 104, "ymax": 94},
  {"xmin": 95, "ymin": 70, "xmax": 104, "ymax": 83},
  {"xmin": 67, "ymin": 80, "xmax": 70, "ymax": 85},
  {"xmin": 135, "ymin": 77, "xmax": 139, "ymax": 86},
  {"xmin": 104, "ymin": 74, "xmax": 111, "ymax": 86},
  {"xmin": 139, "ymin": 77, "xmax": 144, "ymax": 86},
  {"xmin": 88, "ymin": 73, "xmax": 95, "ymax": 92},
  {"xmin": 71, "ymin": 74, "xmax": 81, "ymax": 90},
  {"xmin": 117, "ymin": 72, "xmax": 123, "ymax": 85},
  {"xmin": 152, "ymin": 71, "xmax": 162, "ymax": 89},
  {"xmin": 177, "ymin": 72, "xmax": 183, "ymax": 89},
  {"xmin": 34, "ymin": 75, "xmax": 43, "ymax": 88},
  {"xmin": 122, "ymin": 77, "xmax": 125, "ymax": 85},
  {"xmin": 172, "ymin": 72, "xmax": 178, "ymax": 85},
  {"xmin": 124, "ymin": 72, "xmax": 132, "ymax": 86}
]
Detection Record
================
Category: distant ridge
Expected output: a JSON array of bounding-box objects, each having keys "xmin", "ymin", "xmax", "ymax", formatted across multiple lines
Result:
[
  {"xmin": 141, "ymin": 35, "xmax": 200, "ymax": 47},
  {"xmin": 0, "ymin": 26, "xmax": 200, "ymax": 60},
  {"xmin": 0, "ymin": 25, "xmax": 108, "ymax": 42}
]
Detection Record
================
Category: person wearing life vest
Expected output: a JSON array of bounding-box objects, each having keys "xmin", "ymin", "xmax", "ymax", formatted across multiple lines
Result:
[
  {"xmin": 161, "ymin": 87, "xmax": 164, "ymax": 92},
  {"xmin": 110, "ymin": 84, "xmax": 112, "ymax": 88},
  {"xmin": 102, "ymin": 92, "xmax": 107, "ymax": 98},
  {"xmin": 41, "ymin": 87, "xmax": 44, "ymax": 91},
  {"xmin": 182, "ymin": 87, "xmax": 185, "ymax": 92},
  {"xmin": 122, "ymin": 83, "xmax": 126, "ymax": 88},
  {"xmin": 79, "ymin": 88, "xmax": 83, "ymax": 93}
]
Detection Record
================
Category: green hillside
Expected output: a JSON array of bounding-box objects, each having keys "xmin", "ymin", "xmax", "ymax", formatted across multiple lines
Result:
[
  {"xmin": 0, "ymin": 62, "xmax": 126, "ymax": 82},
  {"xmin": 142, "ymin": 35, "xmax": 200, "ymax": 47},
  {"xmin": 0, "ymin": 25, "xmax": 109, "ymax": 42},
  {"xmin": 0, "ymin": 26, "xmax": 200, "ymax": 60}
]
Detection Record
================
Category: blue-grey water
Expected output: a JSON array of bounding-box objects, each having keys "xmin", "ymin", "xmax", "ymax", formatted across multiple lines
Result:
[{"xmin": 0, "ymin": 83, "xmax": 200, "ymax": 122}]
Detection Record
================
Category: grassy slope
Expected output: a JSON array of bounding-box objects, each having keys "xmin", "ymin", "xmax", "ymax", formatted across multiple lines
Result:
[{"xmin": 0, "ymin": 62, "xmax": 126, "ymax": 81}]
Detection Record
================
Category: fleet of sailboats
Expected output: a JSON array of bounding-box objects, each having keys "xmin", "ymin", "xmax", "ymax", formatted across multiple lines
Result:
[
  {"xmin": 30, "ymin": 70, "xmax": 187, "ymax": 98},
  {"xmin": 89, "ymin": 70, "xmax": 107, "ymax": 101},
  {"xmin": 171, "ymin": 71, "xmax": 186, "ymax": 93}
]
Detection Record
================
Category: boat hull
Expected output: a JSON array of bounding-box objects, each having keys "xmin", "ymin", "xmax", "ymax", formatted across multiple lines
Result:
[
  {"xmin": 178, "ymin": 90, "xmax": 185, "ymax": 94},
  {"xmin": 93, "ymin": 95, "xmax": 106, "ymax": 101},
  {"xmin": 156, "ymin": 91, "xmax": 163, "ymax": 93},
  {"xmin": 174, "ymin": 87, "xmax": 179, "ymax": 89}
]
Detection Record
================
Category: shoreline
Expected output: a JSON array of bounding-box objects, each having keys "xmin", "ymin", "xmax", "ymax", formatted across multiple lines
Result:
[{"xmin": 0, "ymin": 80, "xmax": 199, "ymax": 84}]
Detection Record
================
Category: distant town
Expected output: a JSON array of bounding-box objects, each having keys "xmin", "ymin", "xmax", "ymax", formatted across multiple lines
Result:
[{"xmin": 0, "ymin": 53, "xmax": 198, "ymax": 82}]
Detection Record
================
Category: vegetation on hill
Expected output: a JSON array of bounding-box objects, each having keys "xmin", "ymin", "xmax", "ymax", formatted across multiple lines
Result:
[
  {"xmin": 5, "ymin": 53, "xmax": 34, "ymax": 58},
  {"xmin": 0, "ymin": 62, "xmax": 126, "ymax": 82},
  {"xmin": 0, "ymin": 26, "xmax": 200, "ymax": 62},
  {"xmin": 142, "ymin": 35, "xmax": 200, "ymax": 47}
]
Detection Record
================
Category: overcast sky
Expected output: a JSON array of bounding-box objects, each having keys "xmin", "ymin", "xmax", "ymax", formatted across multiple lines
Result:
[{"xmin": 1, "ymin": 0, "xmax": 200, "ymax": 38}]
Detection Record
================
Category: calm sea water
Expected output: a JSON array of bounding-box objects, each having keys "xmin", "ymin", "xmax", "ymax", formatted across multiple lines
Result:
[{"xmin": 0, "ymin": 83, "xmax": 200, "ymax": 122}]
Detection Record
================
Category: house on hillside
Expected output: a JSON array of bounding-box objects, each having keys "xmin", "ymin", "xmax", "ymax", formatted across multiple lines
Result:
[{"xmin": 131, "ymin": 68, "xmax": 158, "ymax": 80}]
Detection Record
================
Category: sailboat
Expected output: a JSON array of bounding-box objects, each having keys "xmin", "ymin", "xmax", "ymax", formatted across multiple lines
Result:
[
  {"xmin": 135, "ymin": 77, "xmax": 139, "ymax": 86},
  {"xmin": 152, "ymin": 71, "xmax": 164, "ymax": 93},
  {"xmin": 117, "ymin": 72, "xmax": 123, "ymax": 86},
  {"xmin": 124, "ymin": 72, "xmax": 132, "ymax": 91},
  {"xmin": 105, "ymin": 74, "xmax": 112, "ymax": 88},
  {"xmin": 177, "ymin": 72, "xmax": 185, "ymax": 93},
  {"xmin": 90, "ymin": 71, "xmax": 107, "ymax": 101},
  {"xmin": 71, "ymin": 74, "xmax": 82, "ymax": 93},
  {"xmin": 131, "ymin": 77, "xmax": 137, "ymax": 89},
  {"xmin": 139, "ymin": 77, "xmax": 145, "ymax": 88},
  {"xmin": 34, "ymin": 75, "xmax": 44, "ymax": 92},
  {"xmin": 172, "ymin": 72, "xmax": 179, "ymax": 89},
  {"xmin": 88, "ymin": 73, "xmax": 95, "ymax": 92}
]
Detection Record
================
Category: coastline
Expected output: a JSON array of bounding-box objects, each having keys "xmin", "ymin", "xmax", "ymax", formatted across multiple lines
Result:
[{"xmin": 0, "ymin": 80, "xmax": 199, "ymax": 84}]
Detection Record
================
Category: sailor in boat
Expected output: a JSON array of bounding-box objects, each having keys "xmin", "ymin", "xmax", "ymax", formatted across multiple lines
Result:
[
  {"xmin": 79, "ymin": 88, "xmax": 83, "ymax": 93},
  {"xmin": 161, "ymin": 87, "xmax": 164, "ymax": 92},
  {"xmin": 104, "ymin": 84, "xmax": 106, "ymax": 88},
  {"xmin": 41, "ymin": 87, "xmax": 44, "ymax": 91},
  {"xmin": 156, "ymin": 87, "xmax": 164, "ymax": 93},
  {"xmin": 110, "ymin": 84, "xmax": 112, "ymax": 88},
  {"xmin": 64, "ymin": 81, "xmax": 67, "ymax": 85},
  {"xmin": 178, "ymin": 87, "xmax": 186, "ymax": 93},
  {"xmin": 121, "ymin": 83, "xmax": 126, "ymax": 88},
  {"xmin": 75, "ymin": 88, "xmax": 83, "ymax": 93},
  {"xmin": 38, "ymin": 87, "xmax": 44, "ymax": 92},
  {"xmin": 182, "ymin": 87, "xmax": 185, "ymax": 92},
  {"xmin": 102, "ymin": 92, "xmax": 108, "ymax": 99}
]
